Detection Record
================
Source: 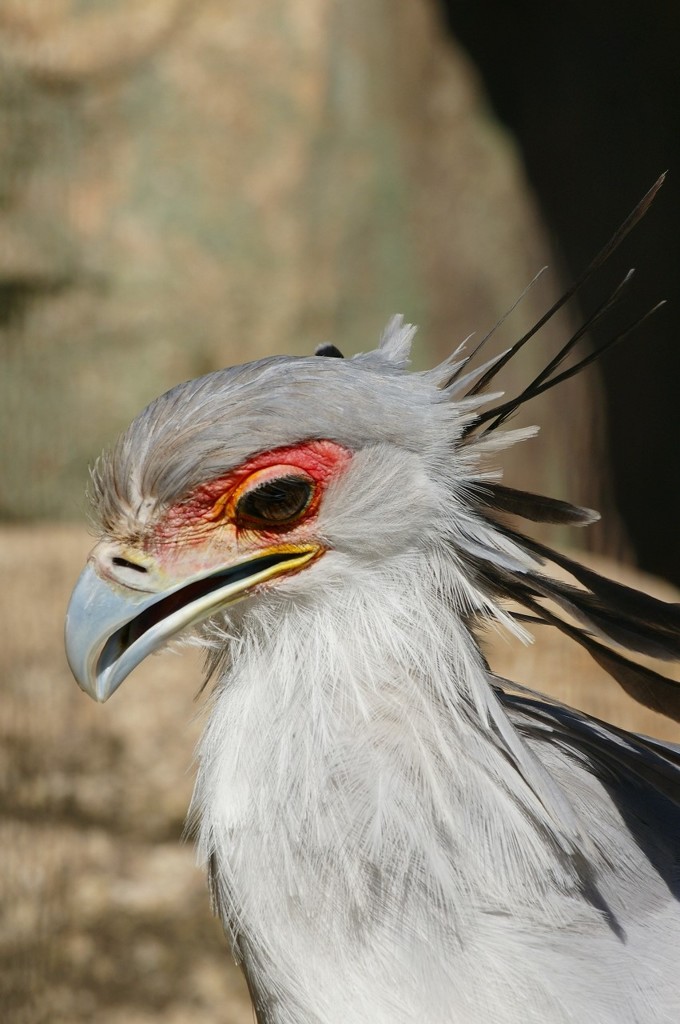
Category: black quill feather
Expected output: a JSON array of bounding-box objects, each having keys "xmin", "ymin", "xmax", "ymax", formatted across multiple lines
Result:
[
  {"xmin": 454, "ymin": 175, "xmax": 680, "ymax": 730},
  {"xmin": 471, "ymin": 481, "xmax": 599, "ymax": 527}
]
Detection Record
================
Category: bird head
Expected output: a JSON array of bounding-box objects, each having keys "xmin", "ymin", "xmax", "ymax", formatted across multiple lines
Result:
[
  {"xmin": 66, "ymin": 197, "xmax": 680, "ymax": 734},
  {"xmin": 66, "ymin": 317, "xmax": 512, "ymax": 703}
]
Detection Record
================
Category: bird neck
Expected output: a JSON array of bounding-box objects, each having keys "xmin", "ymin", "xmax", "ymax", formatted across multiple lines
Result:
[{"xmin": 192, "ymin": 548, "xmax": 580, "ymax": 1019}]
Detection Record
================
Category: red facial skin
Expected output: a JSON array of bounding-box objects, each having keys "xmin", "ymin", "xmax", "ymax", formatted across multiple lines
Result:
[{"xmin": 150, "ymin": 440, "xmax": 352, "ymax": 563}]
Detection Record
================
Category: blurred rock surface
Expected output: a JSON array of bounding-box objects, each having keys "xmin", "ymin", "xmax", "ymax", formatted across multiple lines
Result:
[{"xmin": 1, "ymin": 0, "xmax": 596, "ymax": 525}]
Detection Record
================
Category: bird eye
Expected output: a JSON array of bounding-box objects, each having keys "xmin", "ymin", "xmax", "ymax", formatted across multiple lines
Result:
[{"xmin": 234, "ymin": 476, "xmax": 314, "ymax": 528}]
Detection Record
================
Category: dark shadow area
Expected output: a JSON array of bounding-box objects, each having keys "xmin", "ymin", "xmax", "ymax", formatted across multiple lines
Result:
[{"xmin": 440, "ymin": 0, "xmax": 680, "ymax": 585}]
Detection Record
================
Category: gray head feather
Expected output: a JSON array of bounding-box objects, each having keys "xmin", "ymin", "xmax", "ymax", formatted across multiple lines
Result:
[{"xmin": 90, "ymin": 323, "xmax": 479, "ymax": 535}]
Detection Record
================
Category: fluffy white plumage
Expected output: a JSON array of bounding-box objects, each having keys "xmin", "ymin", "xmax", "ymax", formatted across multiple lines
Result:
[{"xmin": 193, "ymin": 537, "xmax": 677, "ymax": 1023}]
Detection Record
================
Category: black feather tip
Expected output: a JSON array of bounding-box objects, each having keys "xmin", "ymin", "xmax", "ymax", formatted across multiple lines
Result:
[
  {"xmin": 460, "ymin": 174, "xmax": 667, "ymax": 437},
  {"xmin": 314, "ymin": 343, "xmax": 345, "ymax": 358}
]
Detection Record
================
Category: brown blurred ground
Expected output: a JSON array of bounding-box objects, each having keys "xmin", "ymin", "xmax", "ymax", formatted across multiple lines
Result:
[{"xmin": 2, "ymin": 525, "xmax": 678, "ymax": 1023}]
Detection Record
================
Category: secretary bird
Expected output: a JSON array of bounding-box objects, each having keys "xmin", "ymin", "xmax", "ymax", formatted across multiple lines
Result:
[{"xmin": 66, "ymin": 178, "xmax": 680, "ymax": 1023}]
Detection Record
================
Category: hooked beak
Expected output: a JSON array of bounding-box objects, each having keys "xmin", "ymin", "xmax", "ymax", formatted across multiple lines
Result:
[{"xmin": 65, "ymin": 546, "xmax": 319, "ymax": 703}]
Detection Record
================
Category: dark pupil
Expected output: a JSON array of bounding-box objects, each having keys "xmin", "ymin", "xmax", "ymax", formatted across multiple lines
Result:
[{"xmin": 237, "ymin": 477, "xmax": 313, "ymax": 525}]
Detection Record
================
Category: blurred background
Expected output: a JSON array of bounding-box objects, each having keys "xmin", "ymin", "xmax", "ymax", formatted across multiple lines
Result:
[{"xmin": 1, "ymin": 1, "xmax": 678, "ymax": 1021}]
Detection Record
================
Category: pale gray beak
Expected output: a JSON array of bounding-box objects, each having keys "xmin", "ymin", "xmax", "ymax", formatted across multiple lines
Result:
[{"xmin": 65, "ymin": 548, "xmax": 319, "ymax": 702}]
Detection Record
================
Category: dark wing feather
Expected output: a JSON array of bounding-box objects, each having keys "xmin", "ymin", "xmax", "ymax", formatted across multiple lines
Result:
[
  {"xmin": 484, "ymin": 523, "xmax": 680, "ymax": 658},
  {"xmin": 522, "ymin": 571, "xmax": 680, "ymax": 661},
  {"xmin": 471, "ymin": 481, "xmax": 600, "ymax": 527},
  {"xmin": 498, "ymin": 684, "xmax": 680, "ymax": 795},
  {"xmin": 471, "ymin": 555, "xmax": 680, "ymax": 723},
  {"xmin": 526, "ymin": 597, "xmax": 680, "ymax": 723},
  {"xmin": 504, "ymin": 528, "xmax": 680, "ymax": 638},
  {"xmin": 500, "ymin": 690, "xmax": 680, "ymax": 890}
]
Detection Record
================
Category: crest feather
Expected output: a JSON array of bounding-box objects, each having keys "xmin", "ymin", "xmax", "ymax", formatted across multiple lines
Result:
[{"xmin": 377, "ymin": 315, "xmax": 417, "ymax": 368}]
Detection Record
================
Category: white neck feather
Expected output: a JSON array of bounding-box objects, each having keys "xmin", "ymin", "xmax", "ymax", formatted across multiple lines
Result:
[{"xmin": 191, "ymin": 548, "xmax": 588, "ymax": 1023}]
